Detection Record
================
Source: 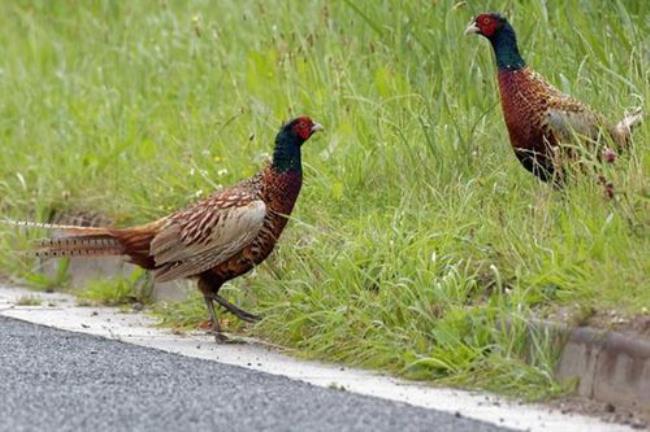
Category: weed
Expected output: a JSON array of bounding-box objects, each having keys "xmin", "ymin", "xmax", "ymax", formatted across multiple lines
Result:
[
  {"xmin": 16, "ymin": 295, "xmax": 42, "ymax": 306},
  {"xmin": 78, "ymin": 268, "xmax": 153, "ymax": 306}
]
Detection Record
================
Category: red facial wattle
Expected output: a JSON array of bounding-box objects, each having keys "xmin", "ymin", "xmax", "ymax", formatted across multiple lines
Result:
[
  {"xmin": 293, "ymin": 119, "xmax": 313, "ymax": 140},
  {"xmin": 477, "ymin": 15, "xmax": 498, "ymax": 37}
]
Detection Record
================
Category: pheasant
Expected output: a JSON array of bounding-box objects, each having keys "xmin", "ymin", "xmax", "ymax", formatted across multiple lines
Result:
[
  {"xmin": 465, "ymin": 12, "xmax": 643, "ymax": 184},
  {"xmin": 10, "ymin": 116, "xmax": 323, "ymax": 341}
]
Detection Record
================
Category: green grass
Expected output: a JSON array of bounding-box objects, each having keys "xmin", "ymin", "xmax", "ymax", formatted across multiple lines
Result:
[
  {"xmin": 20, "ymin": 258, "xmax": 71, "ymax": 292},
  {"xmin": 0, "ymin": 0, "xmax": 648, "ymax": 400},
  {"xmin": 154, "ymin": 293, "xmax": 207, "ymax": 330},
  {"xmin": 15, "ymin": 294, "xmax": 42, "ymax": 306},
  {"xmin": 77, "ymin": 268, "xmax": 153, "ymax": 306}
]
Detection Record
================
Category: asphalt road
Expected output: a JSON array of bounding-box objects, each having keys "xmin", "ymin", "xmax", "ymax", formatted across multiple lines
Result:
[{"xmin": 0, "ymin": 316, "xmax": 512, "ymax": 432}]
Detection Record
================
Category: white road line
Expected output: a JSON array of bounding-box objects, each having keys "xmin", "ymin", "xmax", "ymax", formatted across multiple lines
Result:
[{"xmin": 0, "ymin": 286, "xmax": 633, "ymax": 432}]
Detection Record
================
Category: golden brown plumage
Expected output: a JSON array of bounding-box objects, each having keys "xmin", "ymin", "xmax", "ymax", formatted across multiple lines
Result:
[
  {"xmin": 9, "ymin": 116, "xmax": 323, "ymax": 341},
  {"xmin": 466, "ymin": 13, "xmax": 643, "ymax": 185}
]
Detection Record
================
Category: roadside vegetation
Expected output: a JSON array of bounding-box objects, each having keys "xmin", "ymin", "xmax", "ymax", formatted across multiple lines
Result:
[
  {"xmin": 77, "ymin": 269, "xmax": 153, "ymax": 307},
  {"xmin": 15, "ymin": 295, "xmax": 43, "ymax": 307},
  {"xmin": 0, "ymin": 0, "xmax": 647, "ymax": 400}
]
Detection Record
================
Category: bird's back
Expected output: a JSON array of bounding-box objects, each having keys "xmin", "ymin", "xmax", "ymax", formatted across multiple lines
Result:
[{"xmin": 497, "ymin": 67, "xmax": 604, "ymax": 180}]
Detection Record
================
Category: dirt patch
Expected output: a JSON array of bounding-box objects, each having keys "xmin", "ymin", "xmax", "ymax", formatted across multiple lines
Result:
[
  {"xmin": 586, "ymin": 312, "xmax": 650, "ymax": 339},
  {"xmin": 550, "ymin": 396, "xmax": 648, "ymax": 429},
  {"xmin": 542, "ymin": 305, "xmax": 650, "ymax": 339}
]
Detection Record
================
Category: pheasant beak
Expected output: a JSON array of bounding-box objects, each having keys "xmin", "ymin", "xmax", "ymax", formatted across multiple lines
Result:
[
  {"xmin": 311, "ymin": 122, "xmax": 324, "ymax": 134},
  {"xmin": 464, "ymin": 20, "xmax": 480, "ymax": 36}
]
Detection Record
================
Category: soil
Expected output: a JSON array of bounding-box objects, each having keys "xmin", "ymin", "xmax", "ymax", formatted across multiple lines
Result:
[
  {"xmin": 549, "ymin": 396, "xmax": 648, "ymax": 429},
  {"xmin": 542, "ymin": 304, "xmax": 650, "ymax": 339}
]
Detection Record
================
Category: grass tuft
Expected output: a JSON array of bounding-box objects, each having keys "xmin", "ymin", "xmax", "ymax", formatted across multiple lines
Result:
[
  {"xmin": 15, "ymin": 295, "xmax": 43, "ymax": 306},
  {"xmin": 153, "ymin": 292, "xmax": 206, "ymax": 330},
  {"xmin": 77, "ymin": 269, "xmax": 153, "ymax": 307}
]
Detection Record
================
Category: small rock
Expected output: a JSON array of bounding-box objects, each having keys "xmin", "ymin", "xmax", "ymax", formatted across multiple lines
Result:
[
  {"xmin": 604, "ymin": 402, "xmax": 616, "ymax": 413},
  {"xmin": 91, "ymin": 311, "xmax": 99, "ymax": 316},
  {"xmin": 132, "ymin": 302, "xmax": 144, "ymax": 312},
  {"xmin": 81, "ymin": 324, "xmax": 90, "ymax": 329}
]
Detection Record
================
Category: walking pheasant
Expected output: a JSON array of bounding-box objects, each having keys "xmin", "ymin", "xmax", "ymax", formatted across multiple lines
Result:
[
  {"xmin": 12, "ymin": 116, "xmax": 323, "ymax": 341},
  {"xmin": 465, "ymin": 12, "xmax": 643, "ymax": 185}
]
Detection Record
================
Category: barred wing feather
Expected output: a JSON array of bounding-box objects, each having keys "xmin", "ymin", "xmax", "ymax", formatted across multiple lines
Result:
[
  {"xmin": 546, "ymin": 98, "xmax": 601, "ymax": 143},
  {"xmin": 151, "ymin": 199, "xmax": 266, "ymax": 282}
]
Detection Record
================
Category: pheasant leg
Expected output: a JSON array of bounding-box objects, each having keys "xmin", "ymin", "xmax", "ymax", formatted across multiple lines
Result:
[
  {"xmin": 209, "ymin": 294, "xmax": 261, "ymax": 323},
  {"xmin": 203, "ymin": 296, "xmax": 228, "ymax": 342}
]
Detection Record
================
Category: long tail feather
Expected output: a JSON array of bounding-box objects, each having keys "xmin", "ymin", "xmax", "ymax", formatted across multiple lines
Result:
[
  {"xmin": 35, "ymin": 235, "xmax": 125, "ymax": 258},
  {"xmin": 1, "ymin": 218, "xmax": 110, "ymax": 235},
  {"xmin": 3, "ymin": 218, "xmax": 163, "ymax": 267},
  {"xmin": 2, "ymin": 218, "xmax": 126, "ymax": 258},
  {"xmin": 613, "ymin": 107, "xmax": 644, "ymax": 147}
]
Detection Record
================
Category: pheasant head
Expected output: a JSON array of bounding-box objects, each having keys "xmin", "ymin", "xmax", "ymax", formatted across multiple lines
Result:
[
  {"xmin": 272, "ymin": 116, "xmax": 323, "ymax": 172},
  {"xmin": 465, "ymin": 13, "xmax": 526, "ymax": 71}
]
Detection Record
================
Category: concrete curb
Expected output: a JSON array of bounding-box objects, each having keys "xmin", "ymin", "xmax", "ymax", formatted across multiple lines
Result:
[{"xmin": 555, "ymin": 325, "xmax": 650, "ymax": 415}]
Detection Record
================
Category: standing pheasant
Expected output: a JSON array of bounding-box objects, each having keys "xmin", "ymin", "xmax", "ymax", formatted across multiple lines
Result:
[
  {"xmin": 12, "ymin": 116, "xmax": 323, "ymax": 341},
  {"xmin": 465, "ymin": 12, "xmax": 643, "ymax": 184}
]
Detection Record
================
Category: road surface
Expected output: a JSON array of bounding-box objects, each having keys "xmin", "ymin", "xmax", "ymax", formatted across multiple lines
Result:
[{"xmin": 0, "ymin": 316, "xmax": 509, "ymax": 432}]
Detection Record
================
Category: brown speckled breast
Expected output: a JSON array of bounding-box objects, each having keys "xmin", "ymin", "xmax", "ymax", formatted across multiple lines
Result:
[
  {"xmin": 498, "ymin": 68, "xmax": 557, "ymax": 180},
  {"xmin": 210, "ymin": 167, "xmax": 303, "ymax": 282}
]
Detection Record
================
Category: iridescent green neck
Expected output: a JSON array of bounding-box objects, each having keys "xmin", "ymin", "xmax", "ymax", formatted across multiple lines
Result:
[
  {"xmin": 272, "ymin": 133, "xmax": 302, "ymax": 173},
  {"xmin": 490, "ymin": 24, "xmax": 526, "ymax": 71}
]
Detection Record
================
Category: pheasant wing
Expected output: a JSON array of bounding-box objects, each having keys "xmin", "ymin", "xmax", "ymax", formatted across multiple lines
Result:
[
  {"xmin": 523, "ymin": 70, "xmax": 603, "ymax": 144},
  {"xmin": 150, "ymin": 191, "xmax": 266, "ymax": 282},
  {"xmin": 545, "ymin": 94, "xmax": 602, "ymax": 144}
]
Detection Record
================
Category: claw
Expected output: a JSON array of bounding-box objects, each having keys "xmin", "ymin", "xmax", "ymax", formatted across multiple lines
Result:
[
  {"xmin": 209, "ymin": 330, "xmax": 248, "ymax": 344},
  {"xmin": 212, "ymin": 330, "xmax": 230, "ymax": 343}
]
